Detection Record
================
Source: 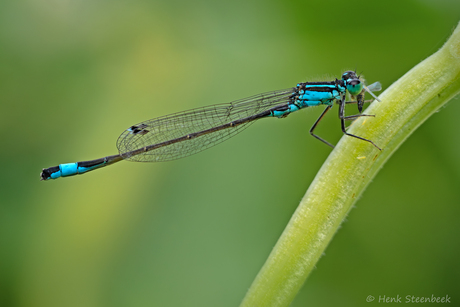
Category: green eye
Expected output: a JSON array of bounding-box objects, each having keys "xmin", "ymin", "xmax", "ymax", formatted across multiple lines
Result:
[{"xmin": 346, "ymin": 79, "xmax": 363, "ymax": 96}]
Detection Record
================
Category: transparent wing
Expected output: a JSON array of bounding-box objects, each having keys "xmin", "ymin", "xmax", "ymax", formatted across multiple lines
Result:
[
  {"xmin": 366, "ymin": 81, "xmax": 382, "ymax": 92},
  {"xmin": 363, "ymin": 81, "xmax": 382, "ymax": 102},
  {"xmin": 117, "ymin": 89, "xmax": 294, "ymax": 162}
]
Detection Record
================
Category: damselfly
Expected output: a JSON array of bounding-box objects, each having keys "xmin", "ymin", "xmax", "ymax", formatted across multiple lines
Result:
[{"xmin": 40, "ymin": 71, "xmax": 381, "ymax": 180}]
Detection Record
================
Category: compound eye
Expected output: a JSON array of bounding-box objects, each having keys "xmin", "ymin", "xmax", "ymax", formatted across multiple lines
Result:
[{"xmin": 347, "ymin": 79, "xmax": 363, "ymax": 96}]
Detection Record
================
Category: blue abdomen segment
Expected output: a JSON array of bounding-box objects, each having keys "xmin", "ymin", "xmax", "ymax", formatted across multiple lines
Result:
[
  {"xmin": 271, "ymin": 104, "xmax": 301, "ymax": 118},
  {"xmin": 41, "ymin": 160, "xmax": 107, "ymax": 180}
]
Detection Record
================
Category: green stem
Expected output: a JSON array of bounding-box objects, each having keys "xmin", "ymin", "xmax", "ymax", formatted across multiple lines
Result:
[{"xmin": 240, "ymin": 22, "xmax": 460, "ymax": 307}]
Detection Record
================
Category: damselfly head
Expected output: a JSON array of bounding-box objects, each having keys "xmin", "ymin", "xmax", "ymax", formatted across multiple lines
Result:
[{"xmin": 342, "ymin": 71, "xmax": 363, "ymax": 96}]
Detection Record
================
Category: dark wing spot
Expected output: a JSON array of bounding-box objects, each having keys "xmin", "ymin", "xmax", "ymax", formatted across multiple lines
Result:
[{"xmin": 128, "ymin": 124, "xmax": 150, "ymax": 135}]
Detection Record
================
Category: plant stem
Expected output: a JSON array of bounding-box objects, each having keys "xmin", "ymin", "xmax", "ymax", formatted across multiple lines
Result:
[{"xmin": 240, "ymin": 21, "xmax": 460, "ymax": 307}]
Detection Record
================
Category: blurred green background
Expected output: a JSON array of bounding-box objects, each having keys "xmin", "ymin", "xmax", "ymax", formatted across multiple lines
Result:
[{"xmin": 1, "ymin": 0, "xmax": 460, "ymax": 306}]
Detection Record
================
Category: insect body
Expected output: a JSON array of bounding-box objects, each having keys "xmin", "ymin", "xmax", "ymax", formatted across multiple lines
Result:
[{"xmin": 40, "ymin": 71, "xmax": 381, "ymax": 180}]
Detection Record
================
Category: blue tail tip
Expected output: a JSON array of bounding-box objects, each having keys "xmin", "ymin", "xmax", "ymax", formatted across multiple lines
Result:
[{"xmin": 40, "ymin": 166, "xmax": 58, "ymax": 181}]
